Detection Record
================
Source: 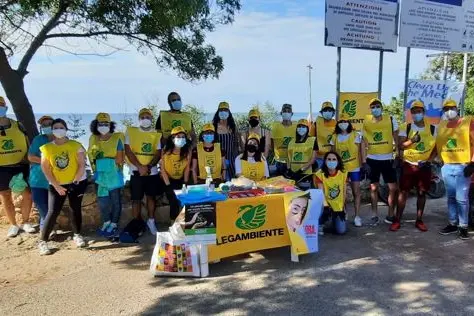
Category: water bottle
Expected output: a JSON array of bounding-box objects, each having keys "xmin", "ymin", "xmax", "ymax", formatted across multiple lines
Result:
[{"xmin": 181, "ymin": 184, "xmax": 187, "ymax": 195}]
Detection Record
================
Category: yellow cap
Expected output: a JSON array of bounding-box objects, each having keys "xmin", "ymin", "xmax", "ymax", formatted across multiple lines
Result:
[
  {"xmin": 0, "ymin": 96, "xmax": 5, "ymax": 107},
  {"xmin": 410, "ymin": 100, "xmax": 425, "ymax": 110},
  {"xmin": 171, "ymin": 126, "xmax": 186, "ymax": 136},
  {"xmin": 297, "ymin": 119, "xmax": 309, "ymax": 127},
  {"xmin": 248, "ymin": 109, "xmax": 260, "ymax": 118},
  {"xmin": 139, "ymin": 108, "xmax": 153, "ymax": 117},
  {"xmin": 37, "ymin": 115, "xmax": 53, "ymax": 124},
  {"xmin": 202, "ymin": 123, "xmax": 215, "ymax": 132},
  {"xmin": 443, "ymin": 99, "xmax": 457, "ymax": 108},
  {"xmin": 96, "ymin": 112, "xmax": 111, "ymax": 122},
  {"xmin": 248, "ymin": 132, "xmax": 261, "ymax": 141},
  {"xmin": 369, "ymin": 98, "xmax": 382, "ymax": 106},
  {"xmin": 321, "ymin": 101, "xmax": 334, "ymax": 110},
  {"xmin": 218, "ymin": 102, "xmax": 230, "ymax": 110}
]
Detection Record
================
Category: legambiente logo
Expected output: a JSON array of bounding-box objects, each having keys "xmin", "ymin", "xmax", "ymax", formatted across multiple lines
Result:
[{"xmin": 235, "ymin": 204, "xmax": 266, "ymax": 230}]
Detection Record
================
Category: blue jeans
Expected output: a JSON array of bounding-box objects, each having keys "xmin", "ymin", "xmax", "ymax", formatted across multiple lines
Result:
[
  {"xmin": 442, "ymin": 164, "xmax": 470, "ymax": 228},
  {"xmin": 98, "ymin": 188, "xmax": 122, "ymax": 224},
  {"xmin": 31, "ymin": 187, "xmax": 48, "ymax": 230},
  {"xmin": 319, "ymin": 208, "xmax": 347, "ymax": 235},
  {"xmin": 275, "ymin": 161, "xmax": 287, "ymax": 176}
]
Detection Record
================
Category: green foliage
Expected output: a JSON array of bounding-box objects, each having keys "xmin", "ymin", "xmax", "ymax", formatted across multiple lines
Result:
[
  {"xmin": 383, "ymin": 92, "xmax": 404, "ymax": 123},
  {"xmin": 234, "ymin": 101, "xmax": 279, "ymax": 132},
  {"xmin": 183, "ymin": 104, "xmax": 206, "ymax": 136}
]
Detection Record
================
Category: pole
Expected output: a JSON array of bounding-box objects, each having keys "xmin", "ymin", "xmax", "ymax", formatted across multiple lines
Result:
[
  {"xmin": 403, "ymin": 48, "xmax": 411, "ymax": 121},
  {"xmin": 443, "ymin": 52, "xmax": 448, "ymax": 81},
  {"xmin": 461, "ymin": 53, "xmax": 468, "ymax": 116},
  {"xmin": 308, "ymin": 65, "xmax": 313, "ymax": 121},
  {"xmin": 378, "ymin": 51, "xmax": 384, "ymax": 99},
  {"xmin": 336, "ymin": 47, "xmax": 342, "ymax": 120}
]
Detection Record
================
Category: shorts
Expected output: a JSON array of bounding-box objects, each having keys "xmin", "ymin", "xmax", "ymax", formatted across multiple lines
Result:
[
  {"xmin": 399, "ymin": 162, "xmax": 431, "ymax": 192},
  {"xmin": 129, "ymin": 173, "xmax": 161, "ymax": 201},
  {"xmin": 0, "ymin": 165, "xmax": 30, "ymax": 192},
  {"xmin": 366, "ymin": 158, "xmax": 397, "ymax": 184},
  {"xmin": 348, "ymin": 171, "xmax": 362, "ymax": 182}
]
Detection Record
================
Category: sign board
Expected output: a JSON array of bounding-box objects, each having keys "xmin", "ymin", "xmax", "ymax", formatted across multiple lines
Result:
[
  {"xmin": 184, "ymin": 203, "xmax": 216, "ymax": 245},
  {"xmin": 325, "ymin": 0, "xmax": 399, "ymax": 51},
  {"xmin": 400, "ymin": 0, "xmax": 474, "ymax": 52},
  {"xmin": 338, "ymin": 92, "xmax": 379, "ymax": 130},
  {"xmin": 404, "ymin": 79, "xmax": 465, "ymax": 124}
]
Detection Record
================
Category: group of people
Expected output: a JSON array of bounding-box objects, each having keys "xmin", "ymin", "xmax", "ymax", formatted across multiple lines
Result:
[{"xmin": 0, "ymin": 92, "xmax": 473, "ymax": 256}]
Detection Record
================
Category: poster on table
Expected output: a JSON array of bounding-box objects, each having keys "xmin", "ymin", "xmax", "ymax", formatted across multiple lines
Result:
[
  {"xmin": 184, "ymin": 203, "xmax": 217, "ymax": 244},
  {"xmin": 283, "ymin": 190, "xmax": 323, "ymax": 256},
  {"xmin": 399, "ymin": 0, "xmax": 474, "ymax": 52},
  {"xmin": 405, "ymin": 80, "xmax": 465, "ymax": 124},
  {"xmin": 338, "ymin": 92, "xmax": 379, "ymax": 130},
  {"xmin": 325, "ymin": 0, "xmax": 399, "ymax": 52}
]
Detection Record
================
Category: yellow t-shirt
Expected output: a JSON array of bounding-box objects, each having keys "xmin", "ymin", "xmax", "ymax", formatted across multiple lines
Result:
[
  {"xmin": 40, "ymin": 140, "xmax": 84, "ymax": 185},
  {"xmin": 314, "ymin": 170, "xmax": 347, "ymax": 212},
  {"xmin": 363, "ymin": 115, "xmax": 394, "ymax": 156},
  {"xmin": 271, "ymin": 121, "xmax": 296, "ymax": 163},
  {"xmin": 163, "ymin": 152, "xmax": 188, "ymax": 180},
  {"xmin": 436, "ymin": 118, "xmax": 471, "ymax": 164}
]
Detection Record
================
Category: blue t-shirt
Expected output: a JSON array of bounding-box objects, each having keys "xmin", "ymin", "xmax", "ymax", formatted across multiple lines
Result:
[{"xmin": 28, "ymin": 134, "xmax": 50, "ymax": 189}]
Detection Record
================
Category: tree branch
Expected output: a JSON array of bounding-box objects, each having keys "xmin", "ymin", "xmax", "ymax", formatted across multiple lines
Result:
[
  {"xmin": 16, "ymin": 1, "xmax": 69, "ymax": 78},
  {"xmin": 46, "ymin": 31, "xmax": 138, "ymax": 39},
  {"xmin": 43, "ymin": 44, "xmax": 120, "ymax": 58}
]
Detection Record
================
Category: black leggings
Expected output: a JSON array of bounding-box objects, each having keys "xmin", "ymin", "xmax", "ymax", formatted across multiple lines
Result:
[
  {"xmin": 40, "ymin": 180, "xmax": 88, "ymax": 241},
  {"xmin": 166, "ymin": 178, "xmax": 184, "ymax": 221}
]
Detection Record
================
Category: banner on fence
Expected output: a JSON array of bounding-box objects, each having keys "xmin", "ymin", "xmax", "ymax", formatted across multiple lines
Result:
[{"xmin": 338, "ymin": 92, "xmax": 379, "ymax": 130}]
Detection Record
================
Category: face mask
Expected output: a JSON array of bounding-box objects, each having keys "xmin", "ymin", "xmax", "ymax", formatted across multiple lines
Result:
[
  {"xmin": 203, "ymin": 134, "xmax": 214, "ymax": 143},
  {"xmin": 139, "ymin": 119, "xmax": 152, "ymax": 128},
  {"xmin": 322, "ymin": 111, "xmax": 334, "ymax": 120},
  {"xmin": 326, "ymin": 160, "xmax": 338, "ymax": 170},
  {"xmin": 371, "ymin": 107, "xmax": 382, "ymax": 117},
  {"xmin": 249, "ymin": 119, "xmax": 259, "ymax": 128},
  {"xmin": 297, "ymin": 127, "xmax": 308, "ymax": 136},
  {"xmin": 0, "ymin": 107, "xmax": 7, "ymax": 117},
  {"xmin": 445, "ymin": 109, "xmax": 458, "ymax": 120},
  {"xmin": 171, "ymin": 100, "xmax": 182, "ymax": 111},
  {"xmin": 282, "ymin": 113, "xmax": 292, "ymax": 120},
  {"xmin": 413, "ymin": 113, "xmax": 424, "ymax": 122},
  {"xmin": 246, "ymin": 144, "xmax": 257, "ymax": 153},
  {"xmin": 97, "ymin": 126, "xmax": 110, "ymax": 135},
  {"xmin": 338, "ymin": 123, "xmax": 349, "ymax": 131},
  {"xmin": 173, "ymin": 137, "xmax": 186, "ymax": 148},
  {"xmin": 218, "ymin": 111, "xmax": 229, "ymax": 120},
  {"xmin": 41, "ymin": 127, "xmax": 52, "ymax": 135},
  {"xmin": 53, "ymin": 128, "xmax": 67, "ymax": 139}
]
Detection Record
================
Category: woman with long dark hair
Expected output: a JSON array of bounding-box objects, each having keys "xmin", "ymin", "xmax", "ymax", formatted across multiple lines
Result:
[
  {"xmin": 212, "ymin": 102, "xmax": 241, "ymax": 180},
  {"xmin": 160, "ymin": 126, "xmax": 192, "ymax": 220},
  {"xmin": 235, "ymin": 133, "xmax": 269, "ymax": 181},
  {"xmin": 314, "ymin": 151, "xmax": 348, "ymax": 235},
  {"xmin": 192, "ymin": 123, "xmax": 225, "ymax": 184},
  {"xmin": 286, "ymin": 119, "xmax": 317, "ymax": 184}
]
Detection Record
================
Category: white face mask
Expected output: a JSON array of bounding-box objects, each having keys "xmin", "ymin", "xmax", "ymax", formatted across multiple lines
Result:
[
  {"xmin": 53, "ymin": 128, "xmax": 67, "ymax": 139},
  {"xmin": 445, "ymin": 109, "xmax": 458, "ymax": 120},
  {"xmin": 174, "ymin": 137, "xmax": 186, "ymax": 148},
  {"xmin": 338, "ymin": 122, "xmax": 349, "ymax": 131},
  {"xmin": 139, "ymin": 119, "xmax": 152, "ymax": 128},
  {"xmin": 282, "ymin": 112, "xmax": 292, "ymax": 121},
  {"xmin": 97, "ymin": 126, "xmax": 110, "ymax": 135}
]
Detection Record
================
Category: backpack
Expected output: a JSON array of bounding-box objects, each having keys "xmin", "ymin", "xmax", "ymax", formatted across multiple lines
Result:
[{"xmin": 119, "ymin": 218, "xmax": 147, "ymax": 243}]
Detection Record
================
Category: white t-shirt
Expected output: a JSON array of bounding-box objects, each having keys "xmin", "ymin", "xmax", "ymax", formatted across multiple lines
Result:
[
  {"xmin": 234, "ymin": 154, "xmax": 270, "ymax": 178},
  {"xmin": 399, "ymin": 123, "xmax": 437, "ymax": 164},
  {"xmin": 330, "ymin": 132, "xmax": 362, "ymax": 172},
  {"xmin": 125, "ymin": 127, "xmax": 162, "ymax": 175},
  {"xmin": 362, "ymin": 116, "xmax": 399, "ymax": 161}
]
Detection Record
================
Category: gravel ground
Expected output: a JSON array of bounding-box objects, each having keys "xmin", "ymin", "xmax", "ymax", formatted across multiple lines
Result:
[{"xmin": 1, "ymin": 197, "xmax": 474, "ymax": 316}]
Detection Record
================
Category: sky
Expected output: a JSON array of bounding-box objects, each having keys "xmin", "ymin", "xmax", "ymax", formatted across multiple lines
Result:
[{"xmin": 1, "ymin": 0, "xmax": 433, "ymax": 116}]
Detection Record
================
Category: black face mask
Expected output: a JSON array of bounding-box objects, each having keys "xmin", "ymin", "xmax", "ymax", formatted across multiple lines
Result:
[
  {"xmin": 249, "ymin": 119, "xmax": 259, "ymax": 128},
  {"xmin": 246, "ymin": 144, "xmax": 257, "ymax": 153}
]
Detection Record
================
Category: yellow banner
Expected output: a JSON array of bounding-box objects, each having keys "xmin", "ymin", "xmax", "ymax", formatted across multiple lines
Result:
[
  {"xmin": 338, "ymin": 92, "xmax": 378, "ymax": 131},
  {"xmin": 208, "ymin": 195, "xmax": 290, "ymax": 261}
]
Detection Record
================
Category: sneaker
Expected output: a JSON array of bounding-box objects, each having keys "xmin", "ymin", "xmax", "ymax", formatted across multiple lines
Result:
[
  {"xmin": 390, "ymin": 221, "xmax": 401, "ymax": 231},
  {"xmin": 104, "ymin": 223, "xmax": 118, "ymax": 238},
  {"xmin": 353, "ymin": 216, "xmax": 362, "ymax": 227},
  {"xmin": 384, "ymin": 216, "xmax": 395, "ymax": 224},
  {"xmin": 147, "ymin": 219, "xmax": 158, "ymax": 236},
  {"xmin": 22, "ymin": 223, "xmax": 36, "ymax": 234},
  {"xmin": 49, "ymin": 230, "xmax": 57, "ymax": 239},
  {"xmin": 415, "ymin": 220, "xmax": 428, "ymax": 232},
  {"xmin": 7, "ymin": 225, "xmax": 20, "ymax": 237},
  {"xmin": 73, "ymin": 234, "xmax": 86, "ymax": 248},
  {"xmin": 439, "ymin": 224, "xmax": 458, "ymax": 235},
  {"xmin": 318, "ymin": 225, "xmax": 324, "ymax": 236},
  {"xmin": 459, "ymin": 228, "xmax": 469, "ymax": 240},
  {"xmin": 369, "ymin": 216, "xmax": 379, "ymax": 226},
  {"xmin": 38, "ymin": 241, "xmax": 52, "ymax": 256}
]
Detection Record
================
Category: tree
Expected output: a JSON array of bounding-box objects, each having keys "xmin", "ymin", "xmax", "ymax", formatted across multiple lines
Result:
[
  {"xmin": 383, "ymin": 92, "xmax": 404, "ymax": 123},
  {"xmin": 67, "ymin": 113, "xmax": 86, "ymax": 140},
  {"xmin": 234, "ymin": 101, "xmax": 279, "ymax": 132},
  {"xmin": 0, "ymin": 0, "xmax": 241, "ymax": 140}
]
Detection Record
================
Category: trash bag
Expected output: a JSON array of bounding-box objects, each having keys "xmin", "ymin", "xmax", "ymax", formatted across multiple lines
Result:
[{"xmin": 9, "ymin": 173, "xmax": 28, "ymax": 194}]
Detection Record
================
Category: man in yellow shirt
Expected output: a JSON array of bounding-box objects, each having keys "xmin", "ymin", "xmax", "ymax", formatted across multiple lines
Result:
[
  {"xmin": 310, "ymin": 101, "xmax": 337, "ymax": 168},
  {"xmin": 270, "ymin": 103, "xmax": 296, "ymax": 175}
]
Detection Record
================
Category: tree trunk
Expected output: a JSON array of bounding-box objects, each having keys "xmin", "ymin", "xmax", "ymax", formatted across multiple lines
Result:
[{"xmin": 0, "ymin": 48, "xmax": 39, "ymax": 141}]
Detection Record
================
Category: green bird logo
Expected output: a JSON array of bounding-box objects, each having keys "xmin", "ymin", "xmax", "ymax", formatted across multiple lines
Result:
[
  {"xmin": 293, "ymin": 152, "xmax": 303, "ymax": 162},
  {"xmin": 326, "ymin": 134, "xmax": 333, "ymax": 144},
  {"xmin": 141, "ymin": 142, "xmax": 152, "ymax": 153},
  {"xmin": 341, "ymin": 150, "xmax": 351, "ymax": 160},
  {"xmin": 342, "ymin": 99, "xmax": 357, "ymax": 117},
  {"xmin": 328, "ymin": 185, "xmax": 341, "ymax": 200},
  {"xmin": 1, "ymin": 139, "xmax": 14, "ymax": 151},
  {"xmin": 235, "ymin": 204, "xmax": 266, "ymax": 230},
  {"xmin": 171, "ymin": 120, "xmax": 182, "ymax": 128},
  {"xmin": 373, "ymin": 132, "xmax": 383, "ymax": 142},
  {"xmin": 415, "ymin": 142, "xmax": 425, "ymax": 152},
  {"xmin": 446, "ymin": 138, "xmax": 457, "ymax": 149},
  {"xmin": 282, "ymin": 137, "xmax": 292, "ymax": 147}
]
